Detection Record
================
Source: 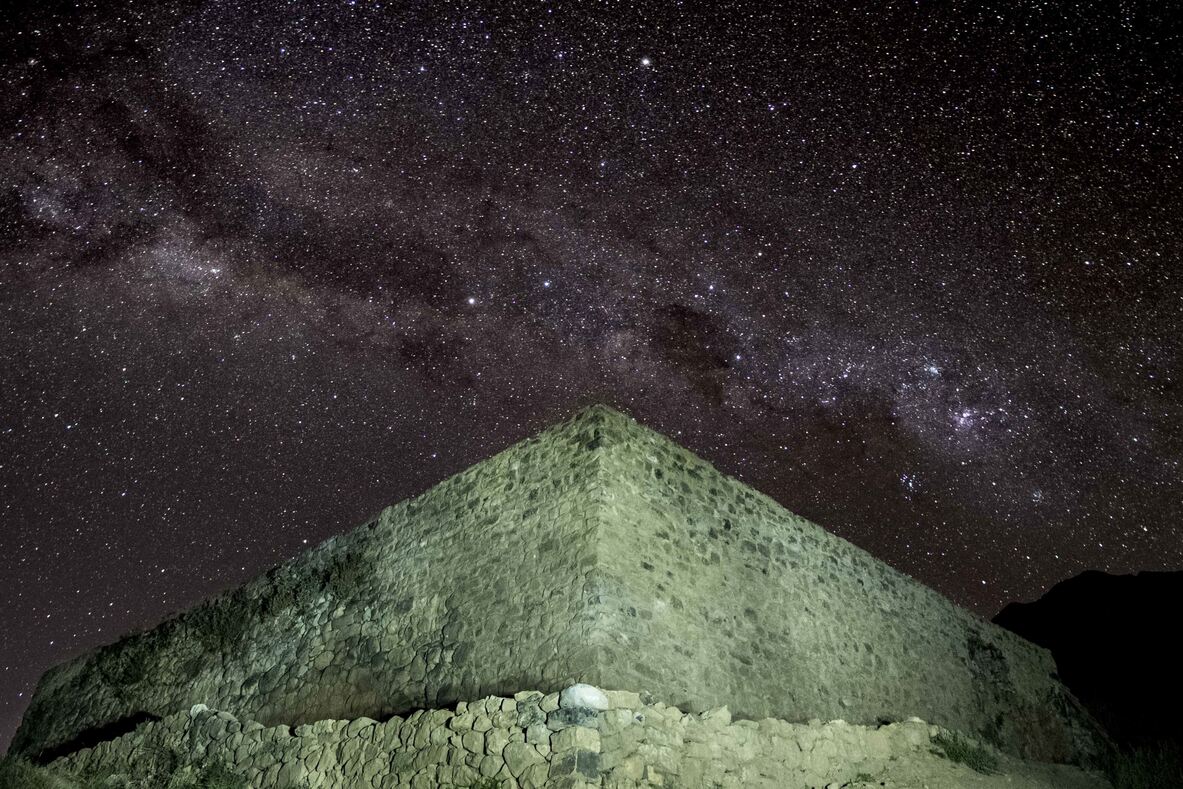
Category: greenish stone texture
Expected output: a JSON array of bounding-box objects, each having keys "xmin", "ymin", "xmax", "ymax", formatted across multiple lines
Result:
[
  {"xmin": 584, "ymin": 407, "xmax": 1104, "ymax": 764},
  {"xmin": 12, "ymin": 405, "xmax": 1105, "ymax": 766}
]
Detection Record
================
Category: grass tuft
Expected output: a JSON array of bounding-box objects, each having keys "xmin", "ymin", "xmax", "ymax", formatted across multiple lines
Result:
[
  {"xmin": 0, "ymin": 756, "xmax": 59, "ymax": 789},
  {"xmin": 0, "ymin": 752, "xmax": 248, "ymax": 789},
  {"xmin": 930, "ymin": 730, "xmax": 1000, "ymax": 774}
]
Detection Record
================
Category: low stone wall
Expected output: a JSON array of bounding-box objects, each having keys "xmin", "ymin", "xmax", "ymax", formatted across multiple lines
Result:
[{"xmin": 54, "ymin": 685, "xmax": 944, "ymax": 788}]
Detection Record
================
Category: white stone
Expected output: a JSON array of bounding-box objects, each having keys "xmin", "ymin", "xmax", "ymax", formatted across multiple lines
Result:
[{"xmin": 559, "ymin": 683, "xmax": 610, "ymax": 711}]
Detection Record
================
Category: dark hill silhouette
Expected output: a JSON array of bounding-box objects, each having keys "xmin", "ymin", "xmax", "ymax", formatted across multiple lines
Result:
[{"xmin": 994, "ymin": 570, "xmax": 1183, "ymax": 747}]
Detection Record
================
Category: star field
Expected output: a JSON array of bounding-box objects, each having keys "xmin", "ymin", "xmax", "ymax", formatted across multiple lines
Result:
[{"xmin": 1, "ymin": 0, "xmax": 1180, "ymax": 750}]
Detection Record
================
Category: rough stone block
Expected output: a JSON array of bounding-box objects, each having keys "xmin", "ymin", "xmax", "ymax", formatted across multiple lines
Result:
[
  {"xmin": 503, "ymin": 741, "xmax": 546, "ymax": 777},
  {"xmin": 603, "ymin": 690, "xmax": 641, "ymax": 711},
  {"xmin": 551, "ymin": 725, "xmax": 601, "ymax": 753},
  {"xmin": 547, "ymin": 706, "xmax": 599, "ymax": 731}
]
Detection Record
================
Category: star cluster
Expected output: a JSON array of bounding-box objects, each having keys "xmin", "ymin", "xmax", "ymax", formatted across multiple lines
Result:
[{"xmin": 1, "ymin": 0, "xmax": 1180, "ymax": 749}]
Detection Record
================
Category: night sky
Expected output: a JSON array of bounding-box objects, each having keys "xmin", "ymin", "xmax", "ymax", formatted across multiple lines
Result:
[{"xmin": 1, "ymin": 0, "xmax": 1180, "ymax": 751}]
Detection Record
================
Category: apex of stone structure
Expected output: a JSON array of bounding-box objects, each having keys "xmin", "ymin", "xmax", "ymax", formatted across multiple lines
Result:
[{"xmin": 543, "ymin": 402, "xmax": 646, "ymax": 447}]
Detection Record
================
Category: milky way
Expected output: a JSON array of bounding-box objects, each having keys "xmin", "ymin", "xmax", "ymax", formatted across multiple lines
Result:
[{"xmin": 1, "ymin": 0, "xmax": 1180, "ymax": 747}]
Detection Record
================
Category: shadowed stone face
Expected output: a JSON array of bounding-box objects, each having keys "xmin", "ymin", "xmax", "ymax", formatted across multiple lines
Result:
[{"xmin": 12, "ymin": 405, "xmax": 1107, "ymax": 766}]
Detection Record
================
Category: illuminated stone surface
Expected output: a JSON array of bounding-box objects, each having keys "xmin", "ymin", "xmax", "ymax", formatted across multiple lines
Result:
[
  {"xmin": 47, "ymin": 689, "xmax": 1110, "ymax": 789},
  {"xmin": 13, "ymin": 405, "xmax": 1106, "ymax": 769}
]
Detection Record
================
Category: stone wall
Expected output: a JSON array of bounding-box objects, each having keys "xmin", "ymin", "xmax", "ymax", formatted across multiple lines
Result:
[
  {"xmin": 587, "ymin": 409, "xmax": 1105, "ymax": 764},
  {"xmin": 48, "ymin": 685, "xmax": 1068, "ymax": 789},
  {"xmin": 13, "ymin": 410, "xmax": 608, "ymax": 760},
  {"xmin": 14, "ymin": 405, "xmax": 1107, "ymax": 766}
]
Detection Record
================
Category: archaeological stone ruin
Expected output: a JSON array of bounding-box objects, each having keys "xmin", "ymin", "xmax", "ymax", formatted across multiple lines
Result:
[{"xmin": 11, "ymin": 404, "xmax": 1110, "ymax": 787}]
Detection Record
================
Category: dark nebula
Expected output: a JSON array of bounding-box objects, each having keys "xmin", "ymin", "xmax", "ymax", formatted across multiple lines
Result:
[{"xmin": 1, "ymin": 0, "xmax": 1180, "ymax": 749}]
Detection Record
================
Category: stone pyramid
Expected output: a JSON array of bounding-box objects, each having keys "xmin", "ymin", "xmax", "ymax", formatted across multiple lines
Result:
[{"xmin": 13, "ymin": 405, "xmax": 1103, "ymax": 765}]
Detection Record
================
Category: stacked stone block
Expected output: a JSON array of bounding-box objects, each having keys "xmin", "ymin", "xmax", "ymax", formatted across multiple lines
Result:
[{"xmin": 52, "ymin": 685, "xmax": 967, "ymax": 788}]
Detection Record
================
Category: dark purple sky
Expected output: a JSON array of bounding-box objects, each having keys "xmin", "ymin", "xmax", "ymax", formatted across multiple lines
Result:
[{"xmin": 2, "ymin": 0, "xmax": 1180, "ymax": 751}]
